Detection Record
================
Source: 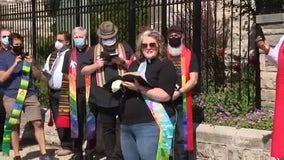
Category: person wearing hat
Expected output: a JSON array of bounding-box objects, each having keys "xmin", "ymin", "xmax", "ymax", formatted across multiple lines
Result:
[
  {"xmin": 81, "ymin": 21, "xmax": 133, "ymax": 160},
  {"xmin": 61, "ymin": 26, "xmax": 96, "ymax": 160},
  {"xmin": 166, "ymin": 25, "xmax": 199, "ymax": 160}
]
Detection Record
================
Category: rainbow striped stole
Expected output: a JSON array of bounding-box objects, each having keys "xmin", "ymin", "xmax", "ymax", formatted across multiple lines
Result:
[
  {"xmin": 137, "ymin": 61, "xmax": 174, "ymax": 160},
  {"xmin": 68, "ymin": 48, "xmax": 95, "ymax": 139},
  {"xmin": 2, "ymin": 61, "xmax": 31, "ymax": 156},
  {"xmin": 94, "ymin": 43, "xmax": 126, "ymax": 87},
  {"xmin": 167, "ymin": 46, "xmax": 194, "ymax": 151}
]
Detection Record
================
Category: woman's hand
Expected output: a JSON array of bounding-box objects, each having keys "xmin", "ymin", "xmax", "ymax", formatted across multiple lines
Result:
[
  {"xmin": 122, "ymin": 79, "xmax": 141, "ymax": 92},
  {"xmin": 172, "ymin": 90, "xmax": 181, "ymax": 101}
]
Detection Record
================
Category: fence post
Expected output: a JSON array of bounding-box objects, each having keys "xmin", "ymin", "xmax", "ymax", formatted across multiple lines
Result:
[
  {"xmin": 32, "ymin": 0, "xmax": 37, "ymax": 60},
  {"xmin": 161, "ymin": 0, "xmax": 167, "ymax": 36},
  {"xmin": 128, "ymin": 0, "xmax": 136, "ymax": 50},
  {"xmin": 193, "ymin": 0, "xmax": 201, "ymax": 70}
]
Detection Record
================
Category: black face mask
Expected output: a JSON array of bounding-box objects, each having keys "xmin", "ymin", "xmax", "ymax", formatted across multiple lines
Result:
[
  {"xmin": 168, "ymin": 37, "xmax": 182, "ymax": 48},
  {"xmin": 13, "ymin": 45, "xmax": 23, "ymax": 54}
]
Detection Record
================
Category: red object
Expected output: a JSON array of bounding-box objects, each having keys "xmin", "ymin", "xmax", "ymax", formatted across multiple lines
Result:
[
  {"xmin": 56, "ymin": 116, "xmax": 70, "ymax": 128},
  {"xmin": 271, "ymin": 41, "xmax": 284, "ymax": 158},
  {"xmin": 167, "ymin": 45, "xmax": 194, "ymax": 151},
  {"xmin": 48, "ymin": 110, "xmax": 54, "ymax": 127},
  {"xmin": 218, "ymin": 49, "xmax": 225, "ymax": 56}
]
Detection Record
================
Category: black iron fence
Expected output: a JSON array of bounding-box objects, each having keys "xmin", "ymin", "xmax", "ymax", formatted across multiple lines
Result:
[{"xmin": 0, "ymin": 0, "xmax": 263, "ymax": 109}]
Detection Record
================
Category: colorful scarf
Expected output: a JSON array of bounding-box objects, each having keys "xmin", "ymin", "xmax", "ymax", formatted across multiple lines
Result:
[
  {"xmin": 2, "ymin": 61, "xmax": 31, "ymax": 156},
  {"xmin": 94, "ymin": 43, "xmax": 126, "ymax": 87},
  {"xmin": 167, "ymin": 45, "xmax": 194, "ymax": 151},
  {"xmin": 137, "ymin": 61, "xmax": 175, "ymax": 160},
  {"xmin": 271, "ymin": 40, "xmax": 284, "ymax": 158},
  {"xmin": 68, "ymin": 48, "xmax": 96, "ymax": 140}
]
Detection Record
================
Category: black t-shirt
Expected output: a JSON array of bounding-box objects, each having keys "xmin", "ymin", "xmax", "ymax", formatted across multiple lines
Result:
[
  {"xmin": 62, "ymin": 46, "xmax": 90, "ymax": 89},
  {"xmin": 120, "ymin": 58, "xmax": 177, "ymax": 125},
  {"xmin": 81, "ymin": 42, "xmax": 133, "ymax": 104},
  {"xmin": 169, "ymin": 50, "xmax": 199, "ymax": 105}
]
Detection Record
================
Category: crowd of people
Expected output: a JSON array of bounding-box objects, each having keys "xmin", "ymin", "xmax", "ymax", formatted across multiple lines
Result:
[
  {"xmin": 0, "ymin": 21, "xmax": 198, "ymax": 160},
  {"xmin": 0, "ymin": 20, "xmax": 283, "ymax": 160}
]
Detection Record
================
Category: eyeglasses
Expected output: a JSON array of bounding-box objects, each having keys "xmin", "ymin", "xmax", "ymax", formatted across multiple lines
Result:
[
  {"xmin": 141, "ymin": 42, "xmax": 158, "ymax": 50},
  {"xmin": 1, "ymin": 35, "xmax": 9, "ymax": 38}
]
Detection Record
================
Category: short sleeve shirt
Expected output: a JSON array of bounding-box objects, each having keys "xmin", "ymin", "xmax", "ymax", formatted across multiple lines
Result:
[
  {"xmin": 120, "ymin": 58, "xmax": 177, "ymax": 125},
  {"xmin": 62, "ymin": 46, "xmax": 91, "ymax": 89},
  {"xmin": 0, "ymin": 50, "xmax": 36, "ymax": 98}
]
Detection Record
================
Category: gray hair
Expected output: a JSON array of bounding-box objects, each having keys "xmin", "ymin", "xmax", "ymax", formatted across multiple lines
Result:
[{"xmin": 72, "ymin": 26, "xmax": 87, "ymax": 38}]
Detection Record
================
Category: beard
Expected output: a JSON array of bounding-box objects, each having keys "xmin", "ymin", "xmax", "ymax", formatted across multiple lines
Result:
[{"xmin": 167, "ymin": 44, "xmax": 182, "ymax": 57}]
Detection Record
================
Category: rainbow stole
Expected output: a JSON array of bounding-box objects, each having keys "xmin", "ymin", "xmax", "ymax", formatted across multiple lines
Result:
[
  {"xmin": 167, "ymin": 46, "xmax": 194, "ymax": 151},
  {"xmin": 2, "ymin": 61, "xmax": 31, "ymax": 156},
  {"xmin": 68, "ymin": 48, "xmax": 96, "ymax": 139},
  {"xmin": 271, "ymin": 40, "xmax": 284, "ymax": 158},
  {"xmin": 94, "ymin": 43, "xmax": 126, "ymax": 87},
  {"xmin": 137, "ymin": 61, "xmax": 174, "ymax": 160}
]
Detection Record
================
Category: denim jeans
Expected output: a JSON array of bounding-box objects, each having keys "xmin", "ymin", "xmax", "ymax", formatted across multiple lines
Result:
[
  {"xmin": 173, "ymin": 104, "xmax": 188, "ymax": 160},
  {"xmin": 120, "ymin": 121, "xmax": 159, "ymax": 160}
]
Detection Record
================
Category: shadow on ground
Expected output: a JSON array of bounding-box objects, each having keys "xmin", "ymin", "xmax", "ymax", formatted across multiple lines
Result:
[{"xmin": 21, "ymin": 148, "xmax": 57, "ymax": 160}]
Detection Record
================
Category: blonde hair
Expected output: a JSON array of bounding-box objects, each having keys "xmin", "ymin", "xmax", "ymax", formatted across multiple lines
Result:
[
  {"xmin": 72, "ymin": 26, "xmax": 87, "ymax": 38},
  {"xmin": 135, "ymin": 30, "xmax": 166, "ymax": 61}
]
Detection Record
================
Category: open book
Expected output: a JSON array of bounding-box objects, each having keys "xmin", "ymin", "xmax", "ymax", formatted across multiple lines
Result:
[
  {"xmin": 120, "ymin": 72, "xmax": 152, "ymax": 88},
  {"xmin": 104, "ymin": 72, "xmax": 152, "ymax": 92}
]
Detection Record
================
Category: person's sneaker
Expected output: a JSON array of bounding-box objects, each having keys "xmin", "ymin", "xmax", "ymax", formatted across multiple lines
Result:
[
  {"xmin": 13, "ymin": 156, "xmax": 21, "ymax": 160},
  {"xmin": 39, "ymin": 154, "xmax": 53, "ymax": 160},
  {"xmin": 55, "ymin": 148, "xmax": 72, "ymax": 156}
]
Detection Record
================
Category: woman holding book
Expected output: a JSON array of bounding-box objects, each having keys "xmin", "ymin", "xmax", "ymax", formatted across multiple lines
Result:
[{"xmin": 119, "ymin": 30, "xmax": 177, "ymax": 160}]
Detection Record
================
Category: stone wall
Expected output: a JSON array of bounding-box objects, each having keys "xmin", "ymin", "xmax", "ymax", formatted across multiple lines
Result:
[
  {"xmin": 196, "ymin": 124, "xmax": 272, "ymax": 160},
  {"xmin": 258, "ymin": 14, "xmax": 284, "ymax": 107}
]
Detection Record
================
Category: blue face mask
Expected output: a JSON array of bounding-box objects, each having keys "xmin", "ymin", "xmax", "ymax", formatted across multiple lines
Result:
[
  {"xmin": 74, "ymin": 38, "xmax": 85, "ymax": 48},
  {"xmin": 1, "ymin": 37, "xmax": 9, "ymax": 45}
]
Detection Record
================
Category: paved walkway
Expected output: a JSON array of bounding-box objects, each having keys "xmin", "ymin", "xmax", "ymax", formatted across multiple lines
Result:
[{"xmin": 0, "ymin": 109, "xmax": 73, "ymax": 160}]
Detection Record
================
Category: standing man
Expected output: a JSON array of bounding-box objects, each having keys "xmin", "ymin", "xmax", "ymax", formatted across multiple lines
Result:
[
  {"xmin": 42, "ymin": 31, "xmax": 72, "ymax": 156},
  {"xmin": 81, "ymin": 21, "xmax": 133, "ymax": 160},
  {"xmin": 0, "ymin": 28, "xmax": 10, "ymax": 151},
  {"xmin": 166, "ymin": 26, "xmax": 199, "ymax": 160},
  {"xmin": 0, "ymin": 33, "xmax": 52, "ymax": 160},
  {"xmin": 256, "ymin": 35, "xmax": 284, "ymax": 159},
  {"xmin": 61, "ymin": 26, "xmax": 96, "ymax": 160}
]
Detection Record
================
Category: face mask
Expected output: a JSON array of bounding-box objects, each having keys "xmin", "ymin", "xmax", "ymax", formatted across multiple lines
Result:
[
  {"xmin": 1, "ymin": 37, "xmax": 9, "ymax": 45},
  {"xmin": 101, "ymin": 37, "xmax": 117, "ymax": 46},
  {"xmin": 13, "ymin": 45, "xmax": 23, "ymax": 53},
  {"xmin": 74, "ymin": 38, "xmax": 85, "ymax": 48},
  {"xmin": 54, "ymin": 40, "xmax": 64, "ymax": 50},
  {"xmin": 168, "ymin": 37, "xmax": 182, "ymax": 48}
]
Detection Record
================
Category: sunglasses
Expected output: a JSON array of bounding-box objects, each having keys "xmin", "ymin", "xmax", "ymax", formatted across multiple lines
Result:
[
  {"xmin": 141, "ymin": 42, "xmax": 158, "ymax": 50},
  {"xmin": 1, "ymin": 35, "xmax": 9, "ymax": 38}
]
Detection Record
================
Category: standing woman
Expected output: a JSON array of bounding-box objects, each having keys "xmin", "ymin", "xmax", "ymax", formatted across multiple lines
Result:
[{"xmin": 119, "ymin": 30, "xmax": 177, "ymax": 160}]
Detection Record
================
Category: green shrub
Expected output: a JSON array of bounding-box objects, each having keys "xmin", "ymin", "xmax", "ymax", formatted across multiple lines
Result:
[
  {"xmin": 193, "ymin": 84, "xmax": 273, "ymax": 130},
  {"xmin": 34, "ymin": 77, "xmax": 49, "ymax": 108}
]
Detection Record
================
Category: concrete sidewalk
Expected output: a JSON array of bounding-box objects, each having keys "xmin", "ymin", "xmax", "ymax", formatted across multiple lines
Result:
[{"xmin": 0, "ymin": 109, "xmax": 73, "ymax": 160}]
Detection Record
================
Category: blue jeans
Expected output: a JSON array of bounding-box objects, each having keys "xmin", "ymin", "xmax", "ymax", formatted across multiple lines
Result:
[
  {"xmin": 173, "ymin": 104, "xmax": 188, "ymax": 160},
  {"xmin": 120, "ymin": 122, "xmax": 159, "ymax": 160}
]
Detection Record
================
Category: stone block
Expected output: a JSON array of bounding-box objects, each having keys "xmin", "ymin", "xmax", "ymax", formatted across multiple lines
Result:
[
  {"xmin": 261, "ymin": 89, "xmax": 275, "ymax": 102},
  {"xmin": 260, "ymin": 72, "xmax": 276, "ymax": 89}
]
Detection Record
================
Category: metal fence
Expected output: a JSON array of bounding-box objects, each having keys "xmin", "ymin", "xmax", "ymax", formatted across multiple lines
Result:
[{"xmin": 0, "ymin": 0, "xmax": 262, "ymax": 108}]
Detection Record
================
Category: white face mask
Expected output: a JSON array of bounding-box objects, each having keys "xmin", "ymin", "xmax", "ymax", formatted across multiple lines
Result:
[
  {"xmin": 101, "ymin": 37, "xmax": 117, "ymax": 46},
  {"xmin": 55, "ymin": 40, "xmax": 64, "ymax": 50}
]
